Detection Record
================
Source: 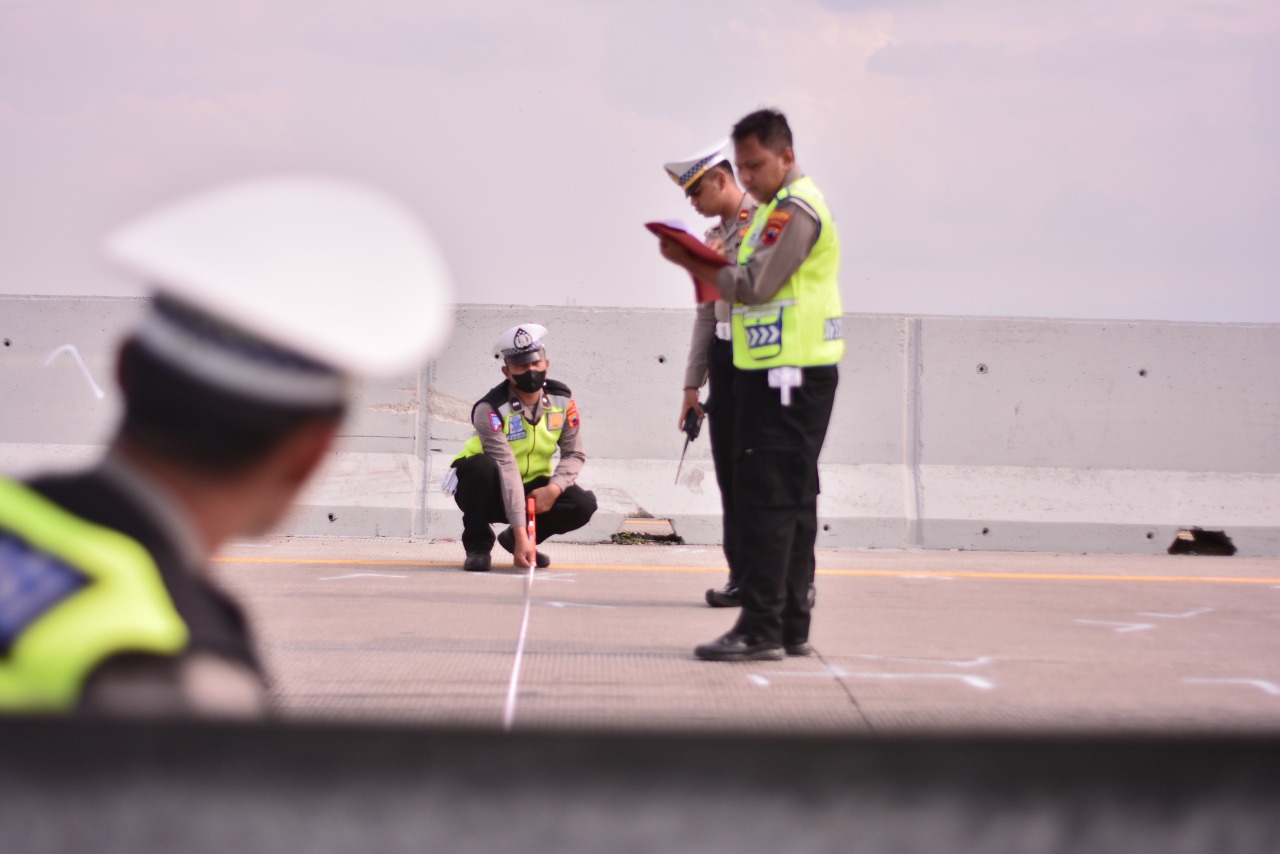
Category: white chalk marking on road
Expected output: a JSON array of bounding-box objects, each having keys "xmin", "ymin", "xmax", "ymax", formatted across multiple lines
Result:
[
  {"xmin": 546, "ymin": 601, "xmax": 615, "ymax": 609},
  {"xmin": 747, "ymin": 675, "xmax": 771, "ymax": 687},
  {"xmin": 1139, "ymin": 608, "xmax": 1212, "ymax": 618},
  {"xmin": 749, "ymin": 667, "xmax": 995, "ymax": 691},
  {"xmin": 502, "ymin": 561, "xmax": 538, "ymax": 732},
  {"xmin": 44, "ymin": 344, "xmax": 106, "ymax": 399},
  {"xmin": 856, "ymin": 654, "xmax": 994, "ymax": 668},
  {"xmin": 1182, "ymin": 678, "xmax": 1280, "ymax": 696},
  {"xmin": 1074, "ymin": 619, "xmax": 1155, "ymax": 633},
  {"xmin": 319, "ymin": 572, "xmax": 408, "ymax": 580},
  {"xmin": 473, "ymin": 571, "xmax": 576, "ymax": 583}
]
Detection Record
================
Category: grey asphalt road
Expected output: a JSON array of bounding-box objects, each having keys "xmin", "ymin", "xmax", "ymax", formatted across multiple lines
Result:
[{"xmin": 213, "ymin": 538, "xmax": 1280, "ymax": 734}]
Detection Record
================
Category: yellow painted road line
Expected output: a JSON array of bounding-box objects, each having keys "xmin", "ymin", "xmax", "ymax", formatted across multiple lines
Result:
[{"xmin": 211, "ymin": 556, "xmax": 1280, "ymax": 585}]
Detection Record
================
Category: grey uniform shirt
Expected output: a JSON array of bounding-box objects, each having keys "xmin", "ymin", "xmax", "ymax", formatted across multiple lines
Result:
[
  {"xmin": 714, "ymin": 168, "xmax": 822, "ymax": 307},
  {"xmin": 470, "ymin": 388, "xmax": 586, "ymax": 528},
  {"xmin": 683, "ymin": 194, "xmax": 759, "ymax": 389}
]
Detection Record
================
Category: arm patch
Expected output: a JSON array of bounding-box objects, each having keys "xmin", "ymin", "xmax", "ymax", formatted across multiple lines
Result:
[{"xmin": 761, "ymin": 210, "xmax": 792, "ymax": 247}]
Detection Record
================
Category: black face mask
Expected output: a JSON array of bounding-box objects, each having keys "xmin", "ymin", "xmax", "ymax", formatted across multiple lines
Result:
[{"xmin": 512, "ymin": 369, "xmax": 546, "ymax": 393}]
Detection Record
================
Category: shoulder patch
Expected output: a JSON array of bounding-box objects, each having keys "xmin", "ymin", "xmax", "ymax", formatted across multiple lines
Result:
[
  {"xmin": 488, "ymin": 411, "xmax": 503, "ymax": 432},
  {"xmin": 761, "ymin": 210, "xmax": 792, "ymax": 247},
  {"xmin": 0, "ymin": 535, "xmax": 88, "ymax": 654},
  {"xmin": 566, "ymin": 400, "xmax": 580, "ymax": 429}
]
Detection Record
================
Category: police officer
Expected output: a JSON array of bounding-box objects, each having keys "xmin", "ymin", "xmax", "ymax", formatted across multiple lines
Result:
[
  {"xmin": 664, "ymin": 141, "xmax": 757, "ymax": 607},
  {"xmin": 0, "ymin": 177, "xmax": 453, "ymax": 714},
  {"xmin": 450, "ymin": 324, "xmax": 597, "ymax": 572},
  {"xmin": 659, "ymin": 109, "xmax": 843, "ymax": 661}
]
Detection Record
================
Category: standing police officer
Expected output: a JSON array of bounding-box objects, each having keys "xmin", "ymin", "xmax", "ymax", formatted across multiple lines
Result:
[
  {"xmin": 664, "ymin": 141, "xmax": 757, "ymax": 608},
  {"xmin": 659, "ymin": 109, "xmax": 843, "ymax": 661},
  {"xmin": 450, "ymin": 324, "xmax": 597, "ymax": 572},
  {"xmin": 0, "ymin": 177, "xmax": 453, "ymax": 714}
]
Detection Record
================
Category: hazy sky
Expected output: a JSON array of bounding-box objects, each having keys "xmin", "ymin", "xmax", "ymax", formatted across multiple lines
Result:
[{"xmin": 2, "ymin": 0, "xmax": 1277, "ymax": 322}]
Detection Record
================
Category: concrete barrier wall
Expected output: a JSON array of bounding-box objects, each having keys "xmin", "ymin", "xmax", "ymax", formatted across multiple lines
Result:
[{"xmin": 2, "ymin": 296, "xmax": 1277, "ymax": 555}]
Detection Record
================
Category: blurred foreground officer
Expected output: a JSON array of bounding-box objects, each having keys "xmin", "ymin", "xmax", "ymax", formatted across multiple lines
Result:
[
  {"xmin": 659, "ymin": 109, "xmax": 843, "ymax": 661},
  {"xmin": 0, "ymin": 176, "xmax": 452, "ymax": 715},
  {"xmin": 664, "ymin": 141, "xmax": 757, "ymax": 608},
  {"xmin": 450, "ymin": 324, "xmax": 596, "ymax": 572}
]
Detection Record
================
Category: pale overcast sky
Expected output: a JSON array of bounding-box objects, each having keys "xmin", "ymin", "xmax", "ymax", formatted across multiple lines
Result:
[{"xmin": 1, "ymin": 0, "xmax": 1277, "ymax": 322}]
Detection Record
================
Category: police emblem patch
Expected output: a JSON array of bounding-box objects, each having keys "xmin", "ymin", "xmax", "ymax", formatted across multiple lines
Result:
[
  {"xmin": 507, "ymin": 417, "xmax": 527, "ymax": 441},
  {"xmin": 547, "ymin": 411, "xmax": 565, "ymax": 431},
  {"xmin": 488, "ymin": 411, "xmax": 503, "ymax": 432},
  {"xmin": 566, "ymin": 400, "xmax": 580, "ymax": 428},
  {"xmin": 760, "ymin": 210, "xmax": 792, "ymax": 247}
]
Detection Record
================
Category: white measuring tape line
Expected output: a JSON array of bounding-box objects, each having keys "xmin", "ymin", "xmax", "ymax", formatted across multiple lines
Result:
[
  {"xmin": 502, "ymin": 558, "xmax": 536, "ymax": 731},
  {"xmin": 502, "ymin": 498, "xmax": 539, "ymax": 731}
]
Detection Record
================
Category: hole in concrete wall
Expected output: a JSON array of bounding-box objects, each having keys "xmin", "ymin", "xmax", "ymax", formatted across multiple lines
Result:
[
  {"xmin": 327, "ymin": 513, "xmax": 336, "ymax": 523},
  {"xmin": 981, "ymin": 527, "xmax": 990, "ymax": 535},
  {"xmin": 976, "ymin": 363, "xmax": 988, "ymax": 374},
  {"xmin": 1168, "ymin": 528, "xmax": 1236, "ymax": 556},
  {"xmin": 611, "ymin": 517, "xmax": 683, "ymax": 545},
  {"xmin": 657, "ymin": 355, "xmax": 666, "ymax": 364},
  {"xmin": 1138, "ymin": 369, "xmax": 1148, "ymax": 377},
  {"xmin": 822, "ymin": 524, "xmax": 830, "ymax": 532},
  {"xmin": 2, "ymin": 339, "xmax": 10, "ymax": 347},
  {"xmin": 1146, "ymin": 532, "xmax": 1154, "ymax": 540}
]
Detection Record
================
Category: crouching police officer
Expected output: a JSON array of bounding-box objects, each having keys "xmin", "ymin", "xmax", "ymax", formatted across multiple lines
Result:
[
  {"xmin": 450, "ymin": 324, "xmax": 597, "ymax": 571},
  {"xmin": 0, "ymin": 176, "xmax": 452, "ymax": 715}
]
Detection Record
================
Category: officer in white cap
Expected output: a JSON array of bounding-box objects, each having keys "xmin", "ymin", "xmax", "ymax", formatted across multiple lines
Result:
[
  {"xmin": 658, "ymin": 108, "xmax": 842, "ymax": 662},
  {"xmin": 665, "ymin": 139, "xmax": 757, "ymax": 608},
  {"xmin": 450, "ymin": 324, "xmax": 596, "ymax": 572},
  {"xmin": 0, "ymin": 175, "xmax": 453, "ymax": 716}
]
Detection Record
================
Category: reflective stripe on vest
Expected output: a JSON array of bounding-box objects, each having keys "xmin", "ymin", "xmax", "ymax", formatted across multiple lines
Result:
[
  {"xmin": 452, "ymin": 393, "xmax": 572, "ymax": 483},
  {"xmin": 0, "ymin": 477, "xmax": 189, "ymax": 713},
  {"xmin": 732, "ymin": 176, "xmax": 845, "ymax": 370}
]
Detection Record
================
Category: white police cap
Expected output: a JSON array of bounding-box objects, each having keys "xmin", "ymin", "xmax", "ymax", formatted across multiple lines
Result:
[
  {"xmin": 664, "ymin": 139, "xmax": 730, "ymax": 191},
  {"xmin": 104, "ymin": 175, "xmax": 454, "ymax": 404},
  {"xmin": 493, "ymin": 324, "xmax": 548, "ymax": 366}
]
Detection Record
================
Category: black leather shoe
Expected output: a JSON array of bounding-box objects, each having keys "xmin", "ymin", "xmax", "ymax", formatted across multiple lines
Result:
[
  {"xmin": 496, "ymin": 527, "xmax": 551, "ymax": 569},
  {"xmin": 784, "ymin": 640, "xmax": 815, "ymax": 656},
  {"xmin": 694, "ymin": 632, "xmax": 783, "ymax": 662},
  {"xmin": 462, "ymin": 552, "xmax": 491, "ymax": 572},
  {"xmin": 705, "ymin": 584, "xmax": 741, "ymax": 608}
]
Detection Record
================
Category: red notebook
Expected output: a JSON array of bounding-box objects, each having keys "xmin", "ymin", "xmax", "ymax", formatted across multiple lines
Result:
[{"xmin": 645, "ymin": 221, "xmax": 729, "ymax": 304}]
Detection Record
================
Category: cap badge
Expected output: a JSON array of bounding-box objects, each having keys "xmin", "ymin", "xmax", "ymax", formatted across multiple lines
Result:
[{"xmin": 513, "ymin": 328, "xmax": 533, "ymax": 351}]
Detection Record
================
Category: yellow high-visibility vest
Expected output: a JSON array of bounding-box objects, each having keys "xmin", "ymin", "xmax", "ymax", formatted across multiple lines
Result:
[
  {"xmin": 0, "ymin": 477, "xmax": 189, "ymax": 713},
  {"xmin": 453, "ymin": 380, "xmax": 576, "ymax": 484},
  {"xmin": 732, "ymin": 176, "xmax": 845, "ymax": 370}
]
